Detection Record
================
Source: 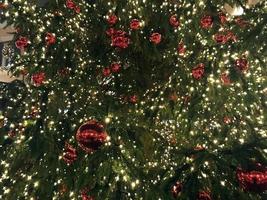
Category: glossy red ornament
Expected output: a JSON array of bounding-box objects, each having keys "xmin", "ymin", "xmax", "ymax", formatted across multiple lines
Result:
[
  {"xmin": 102, "ymin": 67, "xmax": 111, "ymax": 77},
  {"xmin": 237, "ymin": 166, "xmax": 267, "ymax": 193},
  {"xmin": 32, "ymin": 72, "xmax": 46, "ymax": 86},
  {"xmin": 111, "ymin": 36, "xmax": 129, "ymax": 49},
  {"xmin": 76, "ymin": 120, "xmax": 107, "ymax": 153},
  {"xmin": 169, "ymin": 15, "xmax": 180, "ymax": 27},
  {"xmin": 197, "ymin": 191, "xmax": 212, "ymax": 200},
  {"xmin": 171, "ymin": 181, "xmax": 182, "ymax": 198},
  {"xmin": 15, "ymin": 36, "xmax": 29, "ymax": 49},
  {"xmin": 235, "ymin": 58, "xmax": 248, "ymax": 72},
  {"xmin": 107, "ymin": 14, "xmax": 118, "ymax": 25},
  {"xmin": 220, "ymin": 72, "xmax": 231, "ymax": 85},
  {"xmin": 177, "ymin": 42, "xmax": 186, "ymax": 56},
  {"xmin": 66, "ymin": 0, "xmax": 75, "ymax": 9},
  {"xmin": 129, "ymin": 95, "xmax": 138, "ymax": 104},
  {"xmin": 200, "ymin": 15, "xmax": 213, "ymax": 29},
  {"xmin": 214, "ymin": 33, "xmax": 227, "ymax": 44},
  {"xmin": 62, "ymin": 143, "xmax": 77, "ymax": 164},
  {"xmin": 45, "ymin": 32, "xmax": 56, "ymax": 45},
  {"xmin": 111, "ymin": 63, "xmax": 121, "ymax": 73},
  {"xmin": 130, "ymin": 19, "xmax": 141, "ymax": 30},
  {"xmin": 218, "ymin": 12, "xmax": 227, "ymax": 24},
  {"xmin": 192, "ymin": 63, "xmax": 205, "ymax": 80},
  {"xmin": 150, "ymin": 33, "xmax": 162, "ymax": 44}
]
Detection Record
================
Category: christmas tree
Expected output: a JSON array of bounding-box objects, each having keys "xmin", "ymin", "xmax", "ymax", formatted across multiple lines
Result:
[{"xmin": 0, "ymin": 0, "xmax": 267, "ymax": 199}]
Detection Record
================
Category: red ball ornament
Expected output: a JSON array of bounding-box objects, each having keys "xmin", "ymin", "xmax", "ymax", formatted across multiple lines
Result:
[
  {"xmin": 62, "ymin": 143, "xmax": 77, "ymax": 164},
  {"xmin": 192, "ymin": 63, "xmax": 205, "ymax": 80},
  {"xmin": 45, "ymin": 32, "xmax": 56, "ymax": 45},
  {"xmin": 223, "ymin": 116, "xmax": 232, "ymax": 124},
  {"xmin": 129, "ymin": 95, "xmax": 138, "ymax": 104},
  {"xmin": 130, "ymin": 19, "xmax": 141, "ymax": 30},
  {"xmin": 150, "ymin": 33, "xmax": 162, "ymax": 44},
  {"xmin": 197, "ymin": 191, "xmax": 212, "ymax": 200},
  {"xmin": 235, "ymin": 58, "xmax": 248, "ymax": 72},
  {"xmin": 66, "ymin": 0, "xmax": 76, "ymax": 9},
  {"xmin": 237, "ymin": 167, "xmax": 267, "ymax": 193},
  {"xmin": 218, "ymin": 12, "xmax": 227, "ymax": 24},
  {"xmin": 169, "ymin": 15, "xmax": 180, "ymax": 27},
  {"xmin": 171, "ymin": 181, "xmax": 182, "ymax": 198},
  {"xmin": 107, "ymin": 14, "xmax": 118, "ymax": 25},
  {"xmin": 32, "ymin": 72, "xmax": 46, "ymax": 86},
  {"xmin": 15, "ymin": 36, "xmax": 29, "ymax": 50},
  {"xmin": 220, "ymin": 72, "xmax": 231, "ymax": 85},
  {"xmin": 76, "ymin": 120, "xmax": 108, "ymax": 153},
  {"xmin": 111, "ymin": 63, "xmax": 121, "ymax": 73},
  {"xmin": 177, "ymin": 42, "xmax": 186, "ymax": 56},
  {"xmin": 214, "ymin": 33, "xmax": 227, "ymax": 44},
  {"xmin": 111, "ymin": 36, "xmax": 129, "ymax": 49},
  {"xmin": 102, "ymin": 67, "xmax": 111, "ymax": 77},
  {"xmin": 200, "ymin": 15, "xmax": 213, "ymax": 29}
]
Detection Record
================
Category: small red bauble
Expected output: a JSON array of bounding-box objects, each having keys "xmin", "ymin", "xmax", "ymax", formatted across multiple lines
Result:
[
  {"xmin": 32, "ymin": 72, "xmax": 46, "ymax": 86},
  {"xmin": 214, "ymin": 33, "xmax": 227, "ymax": 44},
  {"xmin": 218, "ymin": 12, "xmax": 227, "ymax": 24},
  {"xmin": 102, "ymin": 67, "xmax": 111, "ymax": 77},
  {"xmin": 197, "ymin": 191, "xmax": 212, "ymax": 200},
  {"xmin": 111, "ymin": 36, "xmax": 129, "ymax": 49},
  {"xmin": 171, "ymin": 181, "xmax": 182, "ymax": 198},
  {"xmin": 169, "ymin": 15, "xmax": 180, "ymax": 27},
  {"xmin": 237, "ymin": 166, "xmax": 267, "ymax": 193},
  {"xmin": 45, "ymin": 32, "xmax": 56, "ymax": 45},
  {"xmin": 76, "ymin": 120, "xmax": 108, "ymax": 153},
  {"xmin": 177, "ymin": 42, "xmax": 186, "ymax": 56},
  {"xmin": 235, "ymin": 58, "xmax": 248, "ymax": 72},
  {"xmin": 62, "ymin": 143, "xmax": 77, "ymax": 164},
  {"xmin": 15, "ymin": 36, "xmax": 29, "ymax": 49},
  {"xmin": 192, "ymin": 63, "xmax": 205, "ymax": 80},
  {"xmin": 150, "ymin": 33, "xmax": 162, "ymax": 44},
  {"xmin": 111, "ymin": 63, "xmax": 121, "ymax": 73},
  {"xmin": 74, "ymin": 5, "xmax": 80, "ymax": 13},
  {"xmin": 130, "ymin": 19, "xmax": 141, "ymax": 30},
  {"xmin": 82, "ymin": 194, "xmax": 94, "ymax": 200},
  {"xmin": 223, "ymin": 116, "xmax": 232, "ymax": 124},
  {"xmin": 200, "ymin": 15, "xmax": 213, "ymax": 29},
  {"xmin": 66, "ymin": 0, "xmax": 75, "ymax": 9},
  {"xmin": 220, "ymin": 72, "xmax": 231, "ymax": 85},
  {"xmin": 107, "ymin": 14, "xmax": 118, "ymax": 25},
  {"xmin": 129, "ymin": 95, "xmax": 138, "ymax": 104}
]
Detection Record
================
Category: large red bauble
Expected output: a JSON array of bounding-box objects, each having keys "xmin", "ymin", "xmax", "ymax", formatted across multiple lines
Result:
[
  {"xmin": 237, "ymin": 165, "xmax": 267, "ymax": 193},
  {"xmin": 76, "ymin": 120, "xmax": 107, "ymax": 153}
]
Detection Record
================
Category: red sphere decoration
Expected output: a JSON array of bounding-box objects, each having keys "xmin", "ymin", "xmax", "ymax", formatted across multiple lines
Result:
[
  {"xmin": 214, "ymin": 33, "xmax": 227, "ymax": 44},
  {"xmin": 200, "ymin": 15, "xmax": 213, "ymax": 29},
  {"xmin": 220, "ymin": 72, "xmax": 231, "ymax": 85},
  {"xmin": 102, "ymin": 67, "xmax": 111, "ymax": 77},
  {"xmin": 130, "ymin": 19, "xmax": 141, "ymax": 30},
  {"xmin": 169, "ymin": 15, "xmax": 180, "ymax": 27},
  {"xmin": 171, "ymin": 181, "xmax": 182, "ymax": 198},
  {"xmin": 15, "ymin": 36, "xmax": 29, "ymax": 50},
  {"xmin": 150, "ymin": 33, "xmax": 162, "ymax": 44},
  {"xmin": 111, "ymin": 35, "xmax": 130, "ymax": 49},
  {"xmin": 192, "ymin": 63, "xmax": 205, "ymax": 80},
  {"xmin": 76, "ymin": 120, "xmax": 108, "ymax": 153},
  {"xmin": 237, "ymin": 166, "xmax": 267, "ymax": 193},
  {"xmin": 177, "ymin": 42, "xmax": 186, "ymax": 56},
  {"xmin": 32, "ymin": 72, "xmax": 46, "ymax": 86},
  {"xmin": 197, "ymin": 191, "xmax": 212, "ymax": 200},
  {"xmin": 45, "ymin": 32, "xmax": 56, "ymax": 45},
  {"xmin": 111, "ymin": 63, "xmax": 121, "ymax": 73},
  {"xmin": 107, "ymin": 14, "xmax": 118, "ymax": 25},
  {"xmin": 62, "ymin": 143, "xmax": 77, "ymax": 164},
  {"xmin": 235, "ymin": 58, "xmax": 248, "ymax": 72}
]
